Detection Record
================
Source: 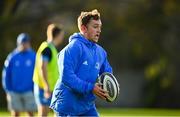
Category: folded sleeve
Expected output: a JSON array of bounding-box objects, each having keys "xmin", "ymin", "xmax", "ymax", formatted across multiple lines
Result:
[
  {"xmin": 2, "ymin": 55, "xmax": 13, "ymax": 92},
  {"xmin": 41, "ymin": 47, "xmax": 52, "ymax": 62}
]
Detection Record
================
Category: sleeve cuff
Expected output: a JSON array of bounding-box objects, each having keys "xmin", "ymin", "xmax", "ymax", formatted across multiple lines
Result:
[{"xmin": 87, "ymin": 83, "xmax": 95, "ymax": 93}]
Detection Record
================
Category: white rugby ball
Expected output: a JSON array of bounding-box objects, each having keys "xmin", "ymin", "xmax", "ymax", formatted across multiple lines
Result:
[{"xmin": 98, "ymin": 72, "xmax": 120, "ymax": 102}]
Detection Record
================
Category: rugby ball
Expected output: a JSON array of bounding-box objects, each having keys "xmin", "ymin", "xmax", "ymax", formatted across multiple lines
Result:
[{"xmin": 98, "ymin": 72, "xmax": 120, "ymax": 102}]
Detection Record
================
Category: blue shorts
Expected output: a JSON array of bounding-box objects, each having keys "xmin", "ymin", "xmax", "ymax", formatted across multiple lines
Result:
[
  {"xmin": 34, "ymin": 84, "xmax": 52, "ymax": 106},
  {"xmin": 55, "ymin": 107, "xmax": 99, "ymax": 117}
]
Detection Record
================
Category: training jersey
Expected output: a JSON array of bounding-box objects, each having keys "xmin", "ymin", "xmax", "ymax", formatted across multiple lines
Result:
[
  {"xmin": 33, "ymin": 42, "xmax": 58, "ymax": 91},
  {"xmin": 2, "ymin": 49, "xmax": 36, "ymax": 93}
]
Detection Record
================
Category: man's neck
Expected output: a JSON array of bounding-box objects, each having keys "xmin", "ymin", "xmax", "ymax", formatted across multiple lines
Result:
[
  {"xmin": 80, "ymin": 32, "xmax": 90, "ymax": 40},
  {"xmin": 17, "ymin": 47, "xmax": 26, "ymax": 52},
  {"xmin": 48, "ymin": 40, "xmax": 57, "ymax": 48}
]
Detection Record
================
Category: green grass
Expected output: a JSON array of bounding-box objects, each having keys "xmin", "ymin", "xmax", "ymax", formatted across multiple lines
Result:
[
  {"xmin": 0, "ymin": 108, "xmax": 180, "ymax": 116},
  {"xmin": 99, "ymin": 108, "xmax": 180, "ymax": 116}
]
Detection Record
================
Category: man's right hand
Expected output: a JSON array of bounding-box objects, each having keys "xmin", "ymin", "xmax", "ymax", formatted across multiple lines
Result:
[
  {"xmin": 44, "ymin": 89, "xmax": 51, "ymax": 99},
  {"xmin": 93, "ymin": 83, "xmax": 108, "ymax": 100},
  {"xmin": 6, "ymin": 93, "xmax": 11, "ymax": 101},
  {"xmin": 44, "ymin": 86, "xmax": 51, "ymax": 99}
]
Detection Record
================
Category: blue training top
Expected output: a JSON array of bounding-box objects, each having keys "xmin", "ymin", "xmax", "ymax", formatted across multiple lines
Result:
[
  {"xmin": 50, "ymin": 33, "xmax": 112, "ymax": 115},
  {"xmin": 2, "ymin": 48, "xmax": 36, "ymax": 93}
]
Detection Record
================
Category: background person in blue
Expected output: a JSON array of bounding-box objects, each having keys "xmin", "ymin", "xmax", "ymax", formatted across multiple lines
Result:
[
  {"xmin": 50, "ymin": 9, "xmax": 112, "ymax": 116},
  {"xmin": 2, "ymin": 33, "xmax": 37, "ymax": 117}
]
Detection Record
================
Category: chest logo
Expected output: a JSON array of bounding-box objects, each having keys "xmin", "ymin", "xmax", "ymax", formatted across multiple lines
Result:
[
  {"xmin": 82, "ymin": 61, "xmax": 88, "ymax": 65},
  {"xmin": 26, "ymin": 59, "xmax": 32, "ymax": 67},
  {"xmin": 15, "ymin": 61, "xmax": 20, "ymax": 67},
  {"xmin": 95, "ymin": 62, "xmax": 100, "ymax": 69}
]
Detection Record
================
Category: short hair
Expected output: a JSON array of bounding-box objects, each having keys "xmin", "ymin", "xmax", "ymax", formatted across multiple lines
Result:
[
  {"xmin": 47, "ymin": 24, "xmax": 62, "ymax": 40},
  {"xmin": 78, "ymin": 9, "xmax": 100, "ymax": 31}
]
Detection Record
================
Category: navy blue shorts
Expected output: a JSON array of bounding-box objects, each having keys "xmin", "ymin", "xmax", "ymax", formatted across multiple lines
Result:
[
  {"xmin": 34, "ymin": 84, "xmax": 52, "ymax": 106},
  {"xmin": 55, "ymin": 107, "xmax": 99, "ymax": 117}
]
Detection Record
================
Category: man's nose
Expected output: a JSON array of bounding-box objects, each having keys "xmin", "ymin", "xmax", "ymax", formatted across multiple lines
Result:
[{"xmin": 98, "ymin": 28, "xmax": 101, "ymax": 33}]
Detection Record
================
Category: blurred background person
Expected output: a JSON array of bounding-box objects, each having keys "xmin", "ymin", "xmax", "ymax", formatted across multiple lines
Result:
[
  {"xmin": 33, "ymin": 24, "xmax": 64, "ymax": 117},
  {"xmin": 2, "ymin": 33, "xmax": 37, "ymax": 117}
]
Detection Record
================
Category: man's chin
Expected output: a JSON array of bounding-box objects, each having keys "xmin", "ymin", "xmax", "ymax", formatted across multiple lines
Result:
[
  {"xmin": 93, "ymin": 38, "xmax": 99, "ymax": 43},
  {"xmin": 89, "ymin": 37, "xmax": 99, "ymax": 43}
]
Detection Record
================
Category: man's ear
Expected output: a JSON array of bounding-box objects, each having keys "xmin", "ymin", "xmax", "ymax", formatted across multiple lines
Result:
[{"xmin": 81, "ymin": 25, "xmax": 87, "ymax": 33}]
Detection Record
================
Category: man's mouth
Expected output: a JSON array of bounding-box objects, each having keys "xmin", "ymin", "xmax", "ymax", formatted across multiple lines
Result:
[{"xmin": 95, "ymin": 34, "xmax": 99, "ymax": 38}]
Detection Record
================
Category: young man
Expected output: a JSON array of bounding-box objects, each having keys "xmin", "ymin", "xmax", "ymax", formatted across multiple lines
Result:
[
  {"xmin": 33, "ymin": 24, "xmax": 64, "ymax": 116},
  {"xmin": 50, "ymin": 9, "xmax": 112, "ymax": 116},
  {"xmin": 2, "ymin": 33, "xmax": 36, "ymax": 117}
]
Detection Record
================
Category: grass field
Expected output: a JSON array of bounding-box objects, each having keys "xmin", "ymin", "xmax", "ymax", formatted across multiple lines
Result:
[{"xmin": 0, "ymin": 108, "xmax": 180, "ymax": 116}]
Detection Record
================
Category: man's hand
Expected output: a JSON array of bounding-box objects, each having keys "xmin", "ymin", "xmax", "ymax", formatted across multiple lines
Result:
[
  {"xmin": 44, "ymin": 88, "xmax": 51, "ymax": 99},
  {"xmin": 6, "ymin": 93, "xmax": 11, "ymax": 101},
  {"xmin": 93, "ymin": 83, "xmax": 108, "ymax": 100}
]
